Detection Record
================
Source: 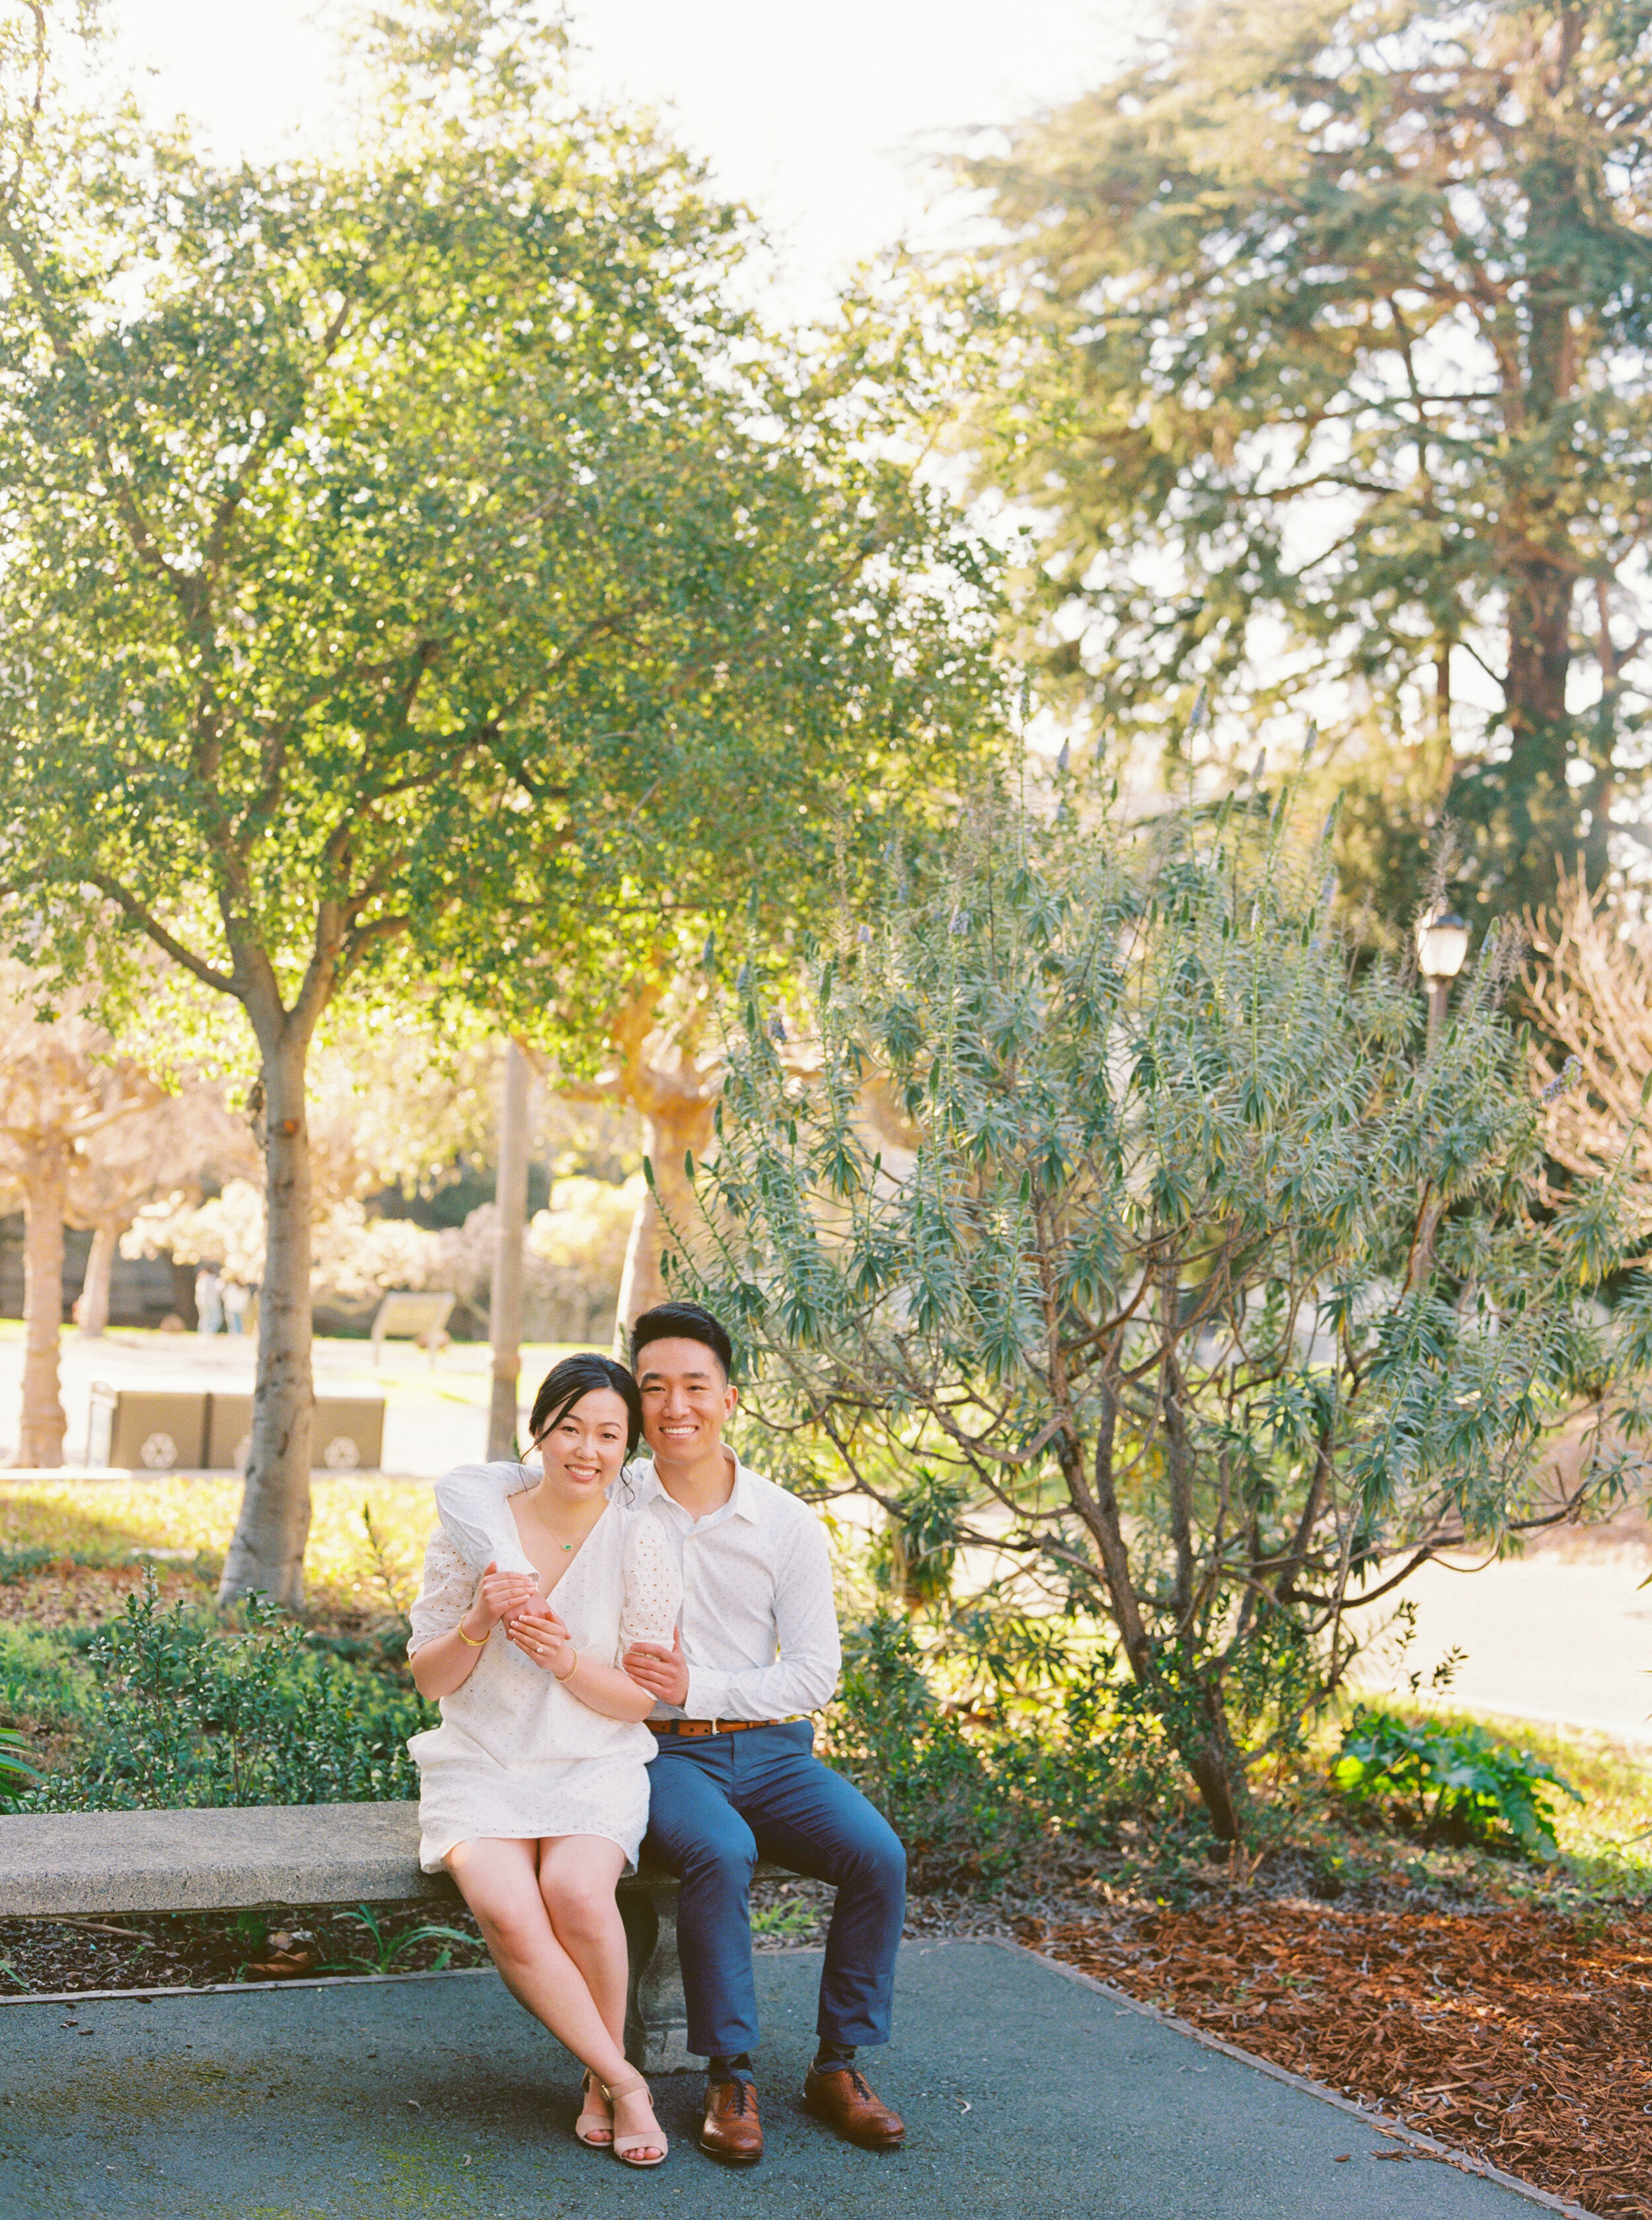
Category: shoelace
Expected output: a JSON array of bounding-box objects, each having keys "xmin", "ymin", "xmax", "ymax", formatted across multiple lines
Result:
[
  {"xmin": 817, "ymin": 2063, "xmax": 874, "ymax": 2101},
  {"xmin": 715, "ymin": 2078, "xmax": 753, "ymax": 2115}
]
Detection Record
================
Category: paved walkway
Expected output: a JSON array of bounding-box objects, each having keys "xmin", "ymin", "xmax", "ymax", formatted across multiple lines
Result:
[{"xmin": 0, "ymin": 1941, "xmax": 1579, "ymax": 2220}]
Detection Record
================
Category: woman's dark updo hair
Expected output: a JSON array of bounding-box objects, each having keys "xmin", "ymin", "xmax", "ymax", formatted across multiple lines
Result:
[{"xmin": 527, "ymin": 1353, "xmax": 644, "ymax": 1465}]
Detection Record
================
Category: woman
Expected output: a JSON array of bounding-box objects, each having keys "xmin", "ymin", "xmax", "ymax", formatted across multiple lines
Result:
[{"xmin": 408, "ymin": 1352, "xmax": 679, "ymax": 2167}]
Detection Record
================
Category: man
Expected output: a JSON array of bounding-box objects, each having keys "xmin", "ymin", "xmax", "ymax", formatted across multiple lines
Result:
[{"xmin": 432, "ymin": 1298, "xmax": 907, "ymax": 2166}]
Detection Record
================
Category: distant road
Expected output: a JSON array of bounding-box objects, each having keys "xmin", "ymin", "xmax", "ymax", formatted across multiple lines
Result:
[{"xmin": 1345, "ymin": 1544, "xmax": 1652, "ymax": 1746}]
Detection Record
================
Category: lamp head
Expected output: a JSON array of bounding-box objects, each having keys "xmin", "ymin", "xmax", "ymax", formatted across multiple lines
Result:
[{"xmin": 1415, "ymin": 908, "xmax": 1470, "ymax": 983}]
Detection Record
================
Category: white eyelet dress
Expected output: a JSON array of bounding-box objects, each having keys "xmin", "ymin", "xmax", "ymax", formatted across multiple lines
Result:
[{"xmin": 406, "ymin": 1496, "xmax": 681, "ymax": 1872}]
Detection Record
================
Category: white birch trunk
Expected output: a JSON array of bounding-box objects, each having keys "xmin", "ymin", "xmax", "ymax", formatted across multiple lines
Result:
[
  {"xmin": 77, "ymin": 1221, "xmax": 118, "ymax": 1339},
  {"xmin": 486, "ymin": 1039, "xmax": 532, "ymax": 1460},
  {"xmin": 217, "ymin": 1025, "xmax": 313, "ymax": 1608},
  {"xmin": 615, "ymin": 1097, "xmax": 716, "ymax": 1343}
]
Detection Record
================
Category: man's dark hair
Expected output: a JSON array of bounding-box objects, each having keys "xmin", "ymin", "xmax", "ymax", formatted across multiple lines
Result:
[
  {"xmin": 630, "ymin": 1300, "xmax": 733, "ymax": 1380},
  {"xmin": 527, "ymin": 1351, "xmax": 644, "ymax": 1461}
]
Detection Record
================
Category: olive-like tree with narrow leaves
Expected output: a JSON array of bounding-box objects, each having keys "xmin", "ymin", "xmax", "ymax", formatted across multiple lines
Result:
[{"xmin": 670, "ymin": 786, "xmax": 1652, "ymax": 1843}]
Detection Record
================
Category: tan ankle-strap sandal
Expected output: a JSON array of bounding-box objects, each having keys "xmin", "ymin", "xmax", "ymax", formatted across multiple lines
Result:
[
  {"xmin": 605, "ymin": 2075, "xmax": 668, "ymax": 2168},
  {"xmin": 574, "ymin": 2071, "xmax": 613, "ymax": 2147}
]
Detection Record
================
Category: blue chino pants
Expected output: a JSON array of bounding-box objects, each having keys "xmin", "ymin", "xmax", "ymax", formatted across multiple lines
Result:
[{"xmin": 642, "ymin": 1721, "xmax": 907, "ymax": 2059}]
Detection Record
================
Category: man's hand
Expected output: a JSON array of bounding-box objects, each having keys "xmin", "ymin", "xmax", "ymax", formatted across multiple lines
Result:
[{"xmin": 623, "ymin": 1629, "xmax": 689, "ymax": 1708}]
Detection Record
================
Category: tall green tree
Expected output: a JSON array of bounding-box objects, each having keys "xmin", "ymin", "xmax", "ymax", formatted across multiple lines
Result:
[
  {"xmin": 671, "ymin": 790, "xmax": 1652, "ymax": 1843},
  {"xmin": 0, "ymin": 2, "xmax": 1004, "ymax": 1603},
  {"xmin": 964, "ymin": 0, "xmax": 1652, "ymax": 915}
]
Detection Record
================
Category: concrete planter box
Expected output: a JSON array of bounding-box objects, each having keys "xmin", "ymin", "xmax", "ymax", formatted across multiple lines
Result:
[{"xmin": 87, "ymin": 1387, "xmax": 386, "ymax": 1474}]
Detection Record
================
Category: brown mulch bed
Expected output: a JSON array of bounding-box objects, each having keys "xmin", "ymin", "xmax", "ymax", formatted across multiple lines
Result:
[
  {"xmin": 0, "ymin": 1561, "xmax": 207, "ymax": 1629},
  {"xmin": 1022, "ymin": 1898, "xmax": 1652, "ymax": 2219}
]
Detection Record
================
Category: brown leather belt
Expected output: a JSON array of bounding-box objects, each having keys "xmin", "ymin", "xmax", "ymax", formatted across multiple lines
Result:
[{"xmin": 649, "ymin": 1717, "xmax": 793, "ymax": 1738}]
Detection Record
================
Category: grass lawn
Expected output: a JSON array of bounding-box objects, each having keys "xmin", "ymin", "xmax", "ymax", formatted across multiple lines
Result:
[{"xmin": 0, "ymin": 1472, "xmax": 438, "ymax": 1624}]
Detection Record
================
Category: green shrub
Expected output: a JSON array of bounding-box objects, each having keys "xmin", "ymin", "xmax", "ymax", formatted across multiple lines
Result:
[
  {"xmin": 1333, "ymin": 1708, "xmax": 1581, "ymax": 1859},
  {"xmin": 0, "ymin": 1622, "xmax": 95, "ymax": 1734},
  {"xmin": 830, "ymin": 1614, "xmax": 1010, "ymax": 1884},
  {"xmin": 676, "ymin": 792, "xmax": 1652, "ymax": 1849},
  {"xmin": 828, "ymin": 1611, "xmax": 1179, "ymax": 1886},
  {"xmin": 0, "ymin": 1725, "xmax": 39, "ymax": 1805},
  {"xmin": 24, "ymin": 1578, "xmax": 430, "ymax": 1812}
]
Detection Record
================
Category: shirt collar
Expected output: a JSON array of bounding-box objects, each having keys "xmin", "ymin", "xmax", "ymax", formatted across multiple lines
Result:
[{"xmin": 627, "ymin": 1448, "xmax": 758, "ymax": 1521}]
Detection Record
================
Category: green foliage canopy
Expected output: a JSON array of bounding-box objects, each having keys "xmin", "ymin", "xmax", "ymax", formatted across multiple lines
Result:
[
  {"xmin": 671, "ymin": 782, "xmax": 1652, "ymax": 1841},
  {"xmin": 0, "ymin": 3, "xmax": 1006, "ymax": 1599},
  {"xmin": 963, "ymin": 0, "xmax": 1652, "ymax": 914}
]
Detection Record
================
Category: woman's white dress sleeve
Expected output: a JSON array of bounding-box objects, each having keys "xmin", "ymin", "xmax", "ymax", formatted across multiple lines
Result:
[
  {"xmin": 619, "ymin": 1512, "xmax": 681, "ymax": 1650},
  {"xmin": 407, "ymin": 1530, "xmax": 478, "ymax": 1653}
]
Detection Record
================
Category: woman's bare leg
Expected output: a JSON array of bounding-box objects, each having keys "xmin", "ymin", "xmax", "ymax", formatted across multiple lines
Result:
[
  {"xmin": 539, "ymin": 1837, "xmax": 630, "ymax": 2040},
  {"xmin": 446, "ymin": 1837, "xmax": 664, "ymax": 2161},
  {"xmin": 445, "ymin": 1837, "xmax": 630, "ymax": 2090},
  {"xmin": 538, "ymin": 1836, "xmax": 631, "ymax": 2144}
]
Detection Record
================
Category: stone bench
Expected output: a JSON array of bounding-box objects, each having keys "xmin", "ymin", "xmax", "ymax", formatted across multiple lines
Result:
[{"xmin": 0, "ymin": 1800, "xmax": 749, "ymax": 2072}]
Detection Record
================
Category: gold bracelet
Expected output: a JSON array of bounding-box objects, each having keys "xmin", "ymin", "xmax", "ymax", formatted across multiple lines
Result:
[
  {"xmin": 553, "ymin": 1647, "xmax": 578, "ymax": 1682},
  {"xmin": 455, "ymin": 1619, "xmax": 489, "ymax": 1647}
]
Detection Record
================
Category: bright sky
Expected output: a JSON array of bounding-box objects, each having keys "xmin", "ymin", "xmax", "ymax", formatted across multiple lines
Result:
[{"xmin": 101, "ymin": 1, "xmax": 1130, "ymax": 319}]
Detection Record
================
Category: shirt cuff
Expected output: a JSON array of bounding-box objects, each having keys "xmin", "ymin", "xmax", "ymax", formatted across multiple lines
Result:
[{"xmin": 683, "ymin": 1668, "xmax": 730, "ymax": 1720}]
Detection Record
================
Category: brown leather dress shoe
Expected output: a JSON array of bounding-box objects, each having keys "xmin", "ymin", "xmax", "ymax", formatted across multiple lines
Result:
[
  {"xmin": 700, "ymin": 2075, "xmax": 763, "ymax": 2164},
  {"xmin": 802, "ymin": 2061, "xmax": 905, "ymax": 2148}
]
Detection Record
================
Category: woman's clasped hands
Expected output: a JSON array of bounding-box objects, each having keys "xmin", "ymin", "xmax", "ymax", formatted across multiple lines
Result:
[
  {"xmin": 507, "ymin": 1600, "xmax": 577, "ymax": 1678},
  {"xmin": 467, "ymin": 1562, "xmax": 576, "ymax": 1678}
]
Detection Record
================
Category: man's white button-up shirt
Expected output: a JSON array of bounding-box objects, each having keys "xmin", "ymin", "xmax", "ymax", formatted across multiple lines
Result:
[{"xmin": 432, "ymin": 1451, "xmax": 843, "ymax": 1722}]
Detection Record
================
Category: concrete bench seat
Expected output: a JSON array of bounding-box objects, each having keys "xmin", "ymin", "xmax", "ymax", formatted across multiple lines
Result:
[{"xmin": 0, "ymin": 1800, "xmax": 776, "ymax": 2071}]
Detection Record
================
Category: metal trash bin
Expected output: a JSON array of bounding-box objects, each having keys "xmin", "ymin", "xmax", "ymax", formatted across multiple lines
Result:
[
  {"xmin": 87, "ymin": 1385, "xmax": 208, "ymax": 1471},
  {"xmin": 204, "ymin": 1392, "xmax": 385, "ymax": 1473}
]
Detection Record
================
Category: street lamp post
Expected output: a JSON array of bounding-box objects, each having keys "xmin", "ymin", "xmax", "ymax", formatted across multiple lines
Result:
[
  {"xmin": 1416, "ymin": 908, "xmax": 1470, "ymax": 1053},
  {"xmin": 1409, "ymin": 908, "xmax": 1471, "ymax": 1290}
]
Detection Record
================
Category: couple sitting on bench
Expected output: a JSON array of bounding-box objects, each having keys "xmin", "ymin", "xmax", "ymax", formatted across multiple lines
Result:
[{"xmin": 407, "ymin": 1300, "xmax": 907, "ymax": 2172}]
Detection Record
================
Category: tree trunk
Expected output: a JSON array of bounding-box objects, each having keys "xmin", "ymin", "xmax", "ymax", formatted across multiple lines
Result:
[
  {"xmin": 219, "ymin": 1025, "xmax": 313, "ymax": 1608},
  {"xmin": 1492, "ymin": 243, "xmax": 1583, "ymax": 900},
  {"xmin": 487, "ymin": 1039, "xmax": 532, "ymax": 1460},
  {"xmin": 13, "ymin": 1144, "xmax": 67, "ymax": 1467},
  {"xmin": 77, "ymin": 1220, "xmax": 118, "ymax": 1339},
  {"xmin": 1505, "ymin": 560, "xmax": 1573, "ymax": 740},
  {"xmin": 1178, "ymin": 1676, "xmax": 1251, "ymax": 1849},
  {"xmin": 1066, "ymin": 1365, "xmax": 1250, "ymax": 1845},
  {"xmin": 615, "ymin": 1096, "xmax": 716, "ymax": 1343}
]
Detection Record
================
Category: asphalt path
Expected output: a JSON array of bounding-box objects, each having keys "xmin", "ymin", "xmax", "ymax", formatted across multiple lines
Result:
[{"xmin": 0, "ymin": 1942, "xmax": 1577, "ymax": 2220}]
